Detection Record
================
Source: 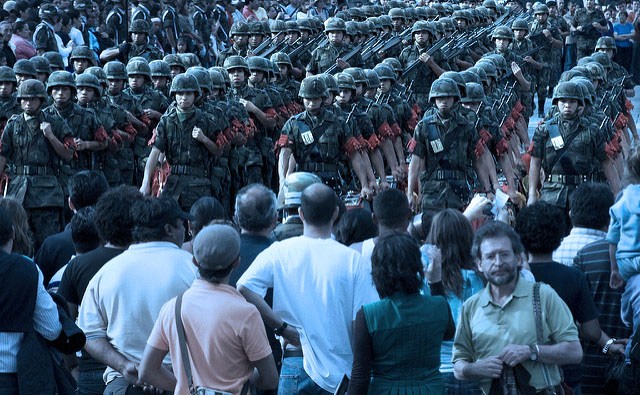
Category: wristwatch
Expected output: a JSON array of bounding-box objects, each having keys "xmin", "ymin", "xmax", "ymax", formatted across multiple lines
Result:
[
  {"xmin": 274, "ymin": 322, "xmax": 288, "ymax": 337},
  {"xmin": 529, "ymin": 344, "xmax": 539, "ymax": 361},
  {"xmin": 602, "ymin": 338, "xmax": 617, "ymax": 354}
]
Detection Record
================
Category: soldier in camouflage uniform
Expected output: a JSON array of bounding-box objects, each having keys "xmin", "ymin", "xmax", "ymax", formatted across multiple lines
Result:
[
  {"xmin": 276, "ymin": 76, "xmax": 374, "ymax": 199},
  {"xmin": 30, "ymin": 56, "xmax": 51, "ymax": 84},
  {"xmin": 510, "ymin": 18, "xmax": 544, "ymax": 119},
  {"xmin": 529, "ymin": 4, "xmax": 563, "ymax": 118},
  {"xmin": 99, "ymin": 19, "xmax": 163, "ymax": 64},
  {"xmin": 225, "ymin": 56, "xmax": 277, "ymax": 185},
  {"xmin": 33, "ymin": 4, "xmax": 59, "ymax": 55},
  {"xmin": 399, "ymin": 21, "xmax": 448, "ymax": 112},
  {"xmin": 407, "ymin": 78, "xmax": 485, "ymax": 212},
  {"xmin": 216, "ymin": 22, "xmax": 250, "ymax": 67},
  {"xmin": 0, "ymin": 67, "xmax": 22, "ymax": 129},
  {"xmin": 43, "ymin": 52, "xmax": 65, "ymax": 72},
  {"xmin": 149, "ymin": 60, "xmax": 172, "ymax": 99},
  {"xmin": 69, "ymin": 46, "xmax": 95, "ymax": 77},
  {"xmin": 140, "ymin": 74, "xmax": 224, "ymax": 210},
  {"xmin": 13, "ymin": 60, "xmax": 37, "ymax": 88},
  {"xmin": 43, "ymin": 71, "xmax": 109, "ymax": 193},
  {"xmin": 306, "ymin": 17, "xmax": 363, "ymax": 76},
  {"xmin": 271, "ymin": 52, "xmax": 303, "ymax": 115},
  {"xmin": 571, "ymin": 0, "xmax": 608, "ymax": 61},
  {"xmin": 528, "ymin": 81, "xmax": 619, "ymax": 214},
  {"xmin": 547, "ymin": 0, "xmax": 571, "ymax": 99},
  {"xmin": 0, "ymin": 79, "xmax": 74, "ymax": 248}
]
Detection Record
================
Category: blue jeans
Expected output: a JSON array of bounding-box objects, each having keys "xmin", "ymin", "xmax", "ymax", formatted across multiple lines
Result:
[
  {"xmin": 277, "ymin": 357, "xmax": 331, "ymax": 395},
  {"xmin": 77, "ymin": 370, "xmax": 105, "ymax": 395}
]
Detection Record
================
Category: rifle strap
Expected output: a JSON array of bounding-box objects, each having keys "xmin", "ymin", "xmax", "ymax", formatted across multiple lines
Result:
[
  {"xmin": 545, "ymin": 119, "xmax": 582, "ymax": 174},
  {"xmin": 422, "ymin": 117, "xmax": 468, "ymax": 180},
  {"xmin": 296, "ymin": 116, "xmax": 333, "ymax": 167}
]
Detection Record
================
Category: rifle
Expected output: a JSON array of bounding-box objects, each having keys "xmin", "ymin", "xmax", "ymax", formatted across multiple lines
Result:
[
  {"xmin": 402, "ymin": 79, "xmax": 415, "ymax": 99},
  {"xmin": 597, "ymin": 76, "xmax": 627, "ymax": 109},
  {"xmin": 248, "ymin": 37, "xmax": 272, "ymax": 57},
  {"xmin": 256, "ymin": 40, "xmax": 284, "ymax": 58},
  {"xmin": 361, "ymin": 31, "xmax": 391, "ymax": 60},
  {"xmin": 401, "ymin": 36, "xmax": 450, "ymax": 77},
  {"xmin": 492, "ymin": 81, "xmax": 518, "ymax": 113},
  {"xmin": 376, "ymin": 27, "xmax": 412, "ymax": 55},
  {"xmin": 323, "ymin": 43, "xmax": 364, "ymax": 75},
  {"xmin": 502, "ymin": 46, "xmax": 544, "ymax": 79},
  {"xmin": 287, "ymin": 34, "xmax": 324, "ymax": 60}
]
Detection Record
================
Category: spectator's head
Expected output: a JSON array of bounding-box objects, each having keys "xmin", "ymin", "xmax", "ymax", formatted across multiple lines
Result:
[
  {"xmin": 131, "ymin": 197, "xmax": 193, "ymax": 245},
  {"xmin": 624, "ymin": 145, "xmax": 640, "ymax": 187},
  {"xmin": 71, "ymin": 206, "xmax": 99, "ymax": 254},
  {"xmin": 334, "ymin": 208, "xmax": 377, "ymax": 245},
  {"xmin": 372, "ymin": 188, "xmax": 412, "ymax": 231},
  {"xmin": 371, "ymin": 232, "xmax": 424, "ymax": 298},
  {"xmin": 0, "ymin": 204, "xmax": 13, "ymax": 250},
  {"xmin": 193, "ymin": 224, "xmax": 241, "ymax": 284},
  {"xmin": 569, "ymin": 182, "xmax": 613, "ymax": 230},
  {"xmin": 234, "ymin": 184, "xmax": 277, "ymax": 234},
  {"xmin": 516, "ymin": 202, "xmax": 565, "ymax": 255},
  {"xmin": 0, "ymin": 22, "xmax": 11, "ymax": 42},
  {"xmin": 473, "ymin": 221, "xmax": 524, "ymax": 286},
  {"xmin": 189, "ymin": 196, "xmax": 226, "ymax": 239},
  {"xmin": 0, "ymin": 197, "xmax": 32, "ymax": 256},
  {"xmin": 94, "ymin": 186, "xmax": 143, "ymax": 248},
  {"xmin": 618, "ymin": 10, "xmax": 628, "ymax": 23},
  {"xmin": 300, "ymin": 183, "xmax": 338, "ymax": 228},
  {"xmin": 426, "ymin": 209, "xmax": 475, "ymax": 296},
  {"xmin": 68, "ymin": 170, "xmax": 109, "ymax": 211},
  {"xmin": 13, "ymin": 20, "xmax": 31, "ymax": 39}
]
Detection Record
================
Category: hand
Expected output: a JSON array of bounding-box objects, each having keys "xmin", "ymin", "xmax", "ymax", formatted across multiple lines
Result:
[
  {"xmin": 610, "ymin": 270, "xmax": 625, "ymax": 289},
  {"xmin": 192, "ymin": 126, "xmax": 207, "ymax": 143},
  {"xmin": 120, "ymin": 361, "xmax": 141, "ymax": 386},
  {"xmin": 378, "ymin": 179, "xmax": 390, "ymax": 190},
  {"xmin": 469, "ymin": 357, "xmax": 504, "ymax": 379},
  {"xmin": 419, "ymin": 53, "xmax": 432, "ymax": 64},
  {"xmin": 507, "ymin": 189, "xmax": 525, "ymax": 208},
  {"xmin": 407, "ymin": 192, "xmax": 417, "ymax": 213},
  {"xmin": 282, "ymin": 326, "xmax": 301, "ymax": 348},
  {"xmin": 239, "ymin": 98, "xmax": 258, "ymax": 113},
  {"xmin": 576, "ymin": 25, "xmax": 583, "ymax": 32},
  {"xmin": 511, "ymin": 62, "xmax": 522, "ymax": 77},
  {"xmin": 592, "ymin": 22, "xmax": 600, "ymax": 28},
  {"xmin": 463, "ymin": 194, "xmax": 492, "ymax": 221},
  {"xmin": 607, "ymin": 342, "xmax": 626, "ymax": 356},
  {"xmin": 361, "ymin": 186, "xmax": 374, "ymax": 200},
  {"xmin": 74, "ymin": 138, "xmax": 88, "ymax": 151},
  {"xmin": 40, "ymin": 122, "xmax": 53, "ymax": 139},
  {"xmin": 143, "ymin": 109, "xmax": 162, "ymax": 120},
  {"xmin": 524, "ymin": 56, "xmax": 534, "ymax": 63},
  {"xmin": 499, "ymin": 344, "xmax": 530, "ymax": 367},
  {"xmin": 336, "ymin": 58, "xmax": 349, "ymax": 70},
  {"xmin": 139, "ymin": 183, "xmax": 151, "ymax": 196},
  {"xmin": 424, "ymin": 244, "xmax": 442, "ymax": 283},
  {"xmin": 543, "ymin": 28, "xmax": 551, "ymax": 38}
]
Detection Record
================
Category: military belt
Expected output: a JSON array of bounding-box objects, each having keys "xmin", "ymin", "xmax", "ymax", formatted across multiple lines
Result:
[
  {"xmin": 545, "ymin": 174, "xmax": 588, "ymax": 185},
  {"xmin": 16, "ymin": 165, "xmax": 53, "ymax": 176},
  {"xmin": 170, "ymin": 165, "xmax": 207, "ymax": 177},
  {"xmin": 300, "ymin": 162, "xmax": 338, "ymax": 174},
  {"xmin": 429, "ymin": 169, "xmax": 465, "ymax": 181}
]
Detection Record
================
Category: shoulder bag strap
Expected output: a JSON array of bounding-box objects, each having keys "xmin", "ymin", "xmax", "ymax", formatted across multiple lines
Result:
[
  {"xmin": 545, "ymin": 120, "xmax": 582, "ymax": 174},
  {"xmin": 175, "ymin": 293, "xmax": 197, "ymax": 395},
  {"xmin": 423, "ymin": 121, "xmax": 469, "ymax": 180},
  {"xmin": 533, "ymin": 282, "xmax": 561, "ymax": 394}
]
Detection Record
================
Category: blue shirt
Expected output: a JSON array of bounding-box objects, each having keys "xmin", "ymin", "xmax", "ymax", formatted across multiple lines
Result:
[{"xmin": 613, "ymin": 22, "xmax": 634, "ymax": 47}]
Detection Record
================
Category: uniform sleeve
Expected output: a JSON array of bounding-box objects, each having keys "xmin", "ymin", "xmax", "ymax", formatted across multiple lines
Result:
[
  {"xmin": 530, "ymin": 123, "xmax": 548, "ymax": 159},
  {"xmin": 1, "ymin": 120, "xmax": 14, "ymax": 159},
  {"xmin": 236, "ymin": 245, "xmax": 276, "ymax": 298},
  {"xmin": 33, "ymin": 26, "xmax": 49, "ymax": 50},
  {"xmin": 306, "ymin": 49, "xmax": 319, "ymax": 74},
  {"xmin": 147, "ymin": 300, "xmax": 172, "ymax": 352},
  {"xmin": 240, "ymin": 306, "xmax": 273, "ymax": 362},
  {"xmin": 592, "ymin": 125, "xmax": 610, "ymax": 163},
  {"xmin": 153, "ymin": 116, "xmax": 169, "ymax": 153},
  {"xmin": 541, "ymin": 284, "xmax": 580, "ymax": 344},
  {"xmin": 410, "ymin": 121, "xmax": 428, "ymax": 159}
]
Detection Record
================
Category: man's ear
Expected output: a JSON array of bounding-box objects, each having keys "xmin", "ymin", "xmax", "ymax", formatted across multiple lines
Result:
[
  {"xmin": 371, "ymin": 212, "xmax": 378, "ymax": 226},
  {"xmin": 298, "ymin": 206, "xmax": 305, "ymax": 222}
]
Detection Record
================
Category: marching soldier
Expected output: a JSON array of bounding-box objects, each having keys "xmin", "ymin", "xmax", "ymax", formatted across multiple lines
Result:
[
  {"xmin": 216, "ymin": 22, "xmax": 250, "ymax": 67},
  {"xmin": 0, "ymin": 67, "xmax": 22, "ymax": 127},
  {"xmin": 306, "ymin": 17, "xmax": 363, "ymax": 76},
  {"xmin": 149, "ymin": 60, "xmax": 172, "ymax": 99},
  {"xmin": 99, "ymin": 19, "xmax": 163, "ymax": 64},
  {"xmin": 0, "ymin": 80, "xmax": 74, "ymax": 248},
  {"xmin": 69, "ymin": 46, "xmax": 96, "ymax": 77},
  {"xmin": 571, "ymin": 0, "xmax": 608, "ymax": 60}
]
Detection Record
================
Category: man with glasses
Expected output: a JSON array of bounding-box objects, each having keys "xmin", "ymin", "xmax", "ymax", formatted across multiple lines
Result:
[{"xmin": 452, "ymin": 221, "xmax": 583, "ymax": 393}]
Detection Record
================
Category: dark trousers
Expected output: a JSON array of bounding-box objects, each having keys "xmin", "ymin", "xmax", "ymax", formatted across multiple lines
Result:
[{"xmin": 0, "ymin": 373, "xmax": 18, "ymax": 395}]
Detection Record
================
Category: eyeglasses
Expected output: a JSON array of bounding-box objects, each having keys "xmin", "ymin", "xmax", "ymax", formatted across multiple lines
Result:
[{"xmin": 481, "ymin": 251, "xmax": 516, "ymax": 264}]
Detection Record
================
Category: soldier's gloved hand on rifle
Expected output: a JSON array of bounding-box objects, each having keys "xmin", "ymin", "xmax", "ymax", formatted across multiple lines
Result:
[
  {"xmin": 419, "ymin": 53, "xmax": 432, "ymax": 64},
  {"xmin": 336, "ymin": 58, "xmax": 350, "ymax": 70},
  {"xmin": 238, "ymin": 98, "xmax": 258, "ymax": 114},
  {"xmin": 118, "ymin": 42, "xmax": 131, "ymax": 54},
  {"xmin": 510, "ymin": 62, "xmax": 523, "ymax": 78},
  {"xmin": 542, "ymin": 29, "xmax": 552, "ymax": 38}
]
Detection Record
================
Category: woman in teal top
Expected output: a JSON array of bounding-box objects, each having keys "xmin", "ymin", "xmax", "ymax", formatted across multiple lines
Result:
[{"xmin": 348, "ymin": 232, "xmax": 455, "ymax": 395}]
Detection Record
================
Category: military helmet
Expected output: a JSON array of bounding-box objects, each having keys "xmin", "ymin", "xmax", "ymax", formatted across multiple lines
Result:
[
  {"xmin": 186, "ymin": 67, "xmax": 212, "ymax": 93},
  {"xmin": 424, "ymin": 7, "xmax": 439, "ymax": 20},
  {"xmin": 16, "ymin": 79, "xmax": 47, "ymax": 99},
  {"xmin": 85, "ymin": 66, "xmax": 108, "ymax": 89},
  {"xmin": 483, "ymin": 54, "xmax": 507, "ymax": 73},
  {"xmin": 69, "ymin": 46, "xmax": 95, "ymax": 64},
  {"xmin": 180, "ymin": 53, "xmax": 201, "ymax": 69},
  {"xmin": 324, "ymin": 17, "xmax": 346, "ymax": 33},
  {"xmin": 163, "ymin": 54, "xmax": 186, "ymax": 71},
  {"xmin": 460, "ymin": 70, "xmax": 482, "ymax": 85},
  {"xmin": 429, "ymin": 78, "xmax": 460, "ymax": 102},
  {"xmin": 474, "ymin": 62, "xmax": 498, "ymax": 79},
  {"xmin": 405, "ymin": 8, "xmax": 417, "ymax": 21},
  {"xmin": 43, "ymin": 52, "xmax": 65, "ymax": 70},
  {"xmin": 345, "ymin": 21, "xmax": 359, "ymax": 37},
  {"xmin": 128, "ymin": 56, "xmax": 148, "ymax": 65},
  {"xmin": 378, "ymin": 15, "xmax": 393, "ymax": 28},
  {"xmin": 75, "ymin": 73, "xmax": 102, "ymax": 96},
  {"xmin": 230, "ymin": 21, "xmax": 250, "ymax": 36},
  {"xmin": 39, "ymin": 3, "xmax": 59, "ymax": 20},
  {"xmin": 299, "ymin": 76, "xmax": 328, "ymax": 99},
  {"xmin": 126, "ymin": 59, "xmax": 151, "ymax": 79},
  {"xmin": 572, "ymin": 77, "xmax": 596, "ymax": 105},
  {"xmin": 441, "ymin": 17, "xmax": 456, "ymax": 32},
  {"xmin": 270, "ymin": 20, "xmax": 286, "ymax": 34},
  {"xmin": 576, "ymin": 56, "xmax": 594, "ymax": 67},
  {"xmin": 388, "ymin": 8, "xmax": 406, "ymax": 19},
  {"xmin": 343, "ymin": 67, "xmax": 368, "ymax": 87},
  {"xmin": 170, "ymin": 73, "xmax": 201, "ymax": 96},
  {"xmin": 591, "ymin": 52, "xmax": 613, "ymax": 72},
  {"xmin": 452, "ymin": 10, "xmax": 468, "ymax": 21},
  {"xmin": 103, "ymin": 61, "xmax": 127, "ymax": 80},
  {"xmin": 585, "ymin": 62, "xmax": 605, "ymax": 81},
  {"xmin": 129, "ymin": 19, "xmax": 150, "ymax": 34},
  {"xmin": 247, "ymin": 21, "xmax": 264, "ymax": 36},
  {"xmin": 270, "ymin": 52, "xmax": 293, "ymax": 68},
  {"xmin": 285, "ymin": 21, "xmax": 301, "ymax": 33},
  {"xmin": 533, "ymin": 4, "xmax": 550, "ymax": 14},
  {"xmin": 595, "ymin": 36, "xmax": 616, "ymax": 51},
  {"xmin": 467, "ymin": 66, "xmax": 488, "ymax": 83},
  {"xmin": 212, "ymin": 66, "xmax": 231, "ymax": 87},
  {"xmin": 224, "ymin": 55, "xmax": 250, "ymax": 75},
  {"xmin": 483, "ymin": 0, "xmax": 497, "ymax": 9},
  {"xmin": 13, "ymin": 59, "xmax": 37, "ymax": 78},
  {"xmin": 318, "ymin": 74, "xmax": 339, "ymax": 94},
  {"xmin": 412, "ymin": 21, "xmax": 433, "ymax": 35},
  {"xmin": 208, "ymin": 69, "xmax": 226, "ymax": 91},
  {"xmin": 559, "ymin": 69, "xmax": 586, "ymax": 82},
  {"xmin": 511, "ymin": 18, "xmax": 529, "ymax": 31},
  {"xmin": 461, "ymin": 82, "xmax": 484, "ymax": 103},
  {"xmin": 297, "ymin": 19, "xmax": 314, "ymax": 32},
  {"xmin": 0, "ymin": 66, "xmax": 16, "ymax": 84},
  {"xmin": 278, "ymin": 172, "xmax": 322, "ymax": 209},
  {"xmin": 246, "ymin": 56, "xmax": 271, "ymax": 74},
  {"xmin": 491, "ymin": 26, "xmax": 513, "ymax": 40},
  {"xmin": 149, "ymin": 60, "xmax": 171, "ymax": 78},
  {"xmin": 373, "ymin": 65, "xmax": 396, "ymax": 82},
  {"xmin": 382, "ymin": 57, "xmax": 402, "ymax": 73},
  {"xmin": 432, "ymin": 3, "xmax": 446, "ymax": 15},
  {"xmin": 571, "ymin": 66, "xmax": 591, "ymax": 77},
  {"xmin": 349, "ymin": 8, "xmax": 365, "ymax": 20},
  {"xmin": 572, "ymin": 78, "xmax": 592, "ymax": 105},
  {"xmin": 365, "ymin": 69, "xmax": 380, "ymax": 89},
  {"xmin": 47, "ymin": 71, "xmax": 76, "ymax": 92},
  {"xmin": 552, "ymin": 81, "xmax": 584, "ymax": 105},
  {"xmin": 440, "ymin": 71, "xmax": 466, "ymax": 97},
  {"xmin": 30, "ymin": 56, "xmax": 51, "ymax": 75}
]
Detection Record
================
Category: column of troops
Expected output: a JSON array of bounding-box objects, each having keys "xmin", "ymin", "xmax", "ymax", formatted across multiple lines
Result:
[{"xmin": 1, "ymin": 0, "xmax": 634, "ymax": 247}]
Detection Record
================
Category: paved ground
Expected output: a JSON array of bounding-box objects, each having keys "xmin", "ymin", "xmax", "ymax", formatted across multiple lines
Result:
[{"xmin": 527, "ymin": 85, "xmax": 640, "ymax": 140}]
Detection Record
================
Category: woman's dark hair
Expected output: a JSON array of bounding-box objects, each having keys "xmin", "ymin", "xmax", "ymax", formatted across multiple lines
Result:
[
  {"xmin": 189, "ymin": 196, "xmax": 226, "ymax": 237},
  {"xmin": 426, "ymin": 209, "xmax": 475, "ymax": 297},
  {"xmin": 0, "ymin": 198, "xmax": 29, "ymax": 255},
  {"xmin": 371, "ymin": 232, "xmax": 424, "ymax": 298},
  {"xmin": 334, "ymin": 208, "xmax": 377, "ymax": 246},
  {"xmin": 13, "ymin": 21, "xmax": 28, "ymax": 34}
]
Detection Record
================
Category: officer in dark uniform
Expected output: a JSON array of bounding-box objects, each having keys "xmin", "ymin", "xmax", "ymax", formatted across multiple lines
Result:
[
  {"xmin": 528, "ymin": 81, "xmax": 620, "ymax": 213},
  {"xmin": 33, "ymin": 4, "xmax": 59, "ymax": 55},
  {"xmin": 306, "ymin": 17, "xmax": 363, "ymax": 76},
  {"xmin": 105, "ymin": 0, "xmax": 128, "ymax": 46},
  {"xmin": 276, "ymin": 76, "xmax": 373, "ymax": 199},
  {"xmin": 0, "ymin": 79, "xmax": 74, "ymax": 248},
  {"xmin": 140, "ymin": 74, "xmax": 224, "ymax": 210}
]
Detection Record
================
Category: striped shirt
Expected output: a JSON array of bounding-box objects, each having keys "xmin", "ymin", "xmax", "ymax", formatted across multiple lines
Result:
[{"xmin": 553, "ymin": 227, "xmax": 607, "ymax": 266}]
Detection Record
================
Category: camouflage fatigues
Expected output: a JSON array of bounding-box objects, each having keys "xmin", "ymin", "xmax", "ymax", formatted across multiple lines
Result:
[
  {"xmin": 307, "ymin": 42, "xmax": 363, "ymax": 74},
  {"xmin": 398, "ymin": 44, "xmax": 448, "ymax": 111},
  {"xmin": 572, "ymin": 8, "xmax": 606, "ymax": 60},
  {"xmin": 529, "ymin": 19, "xmax": 561, "ymax": 108}
]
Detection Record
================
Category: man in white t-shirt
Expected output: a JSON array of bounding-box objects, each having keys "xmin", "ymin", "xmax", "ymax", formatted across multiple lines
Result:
[{"xmin": 238, "ymin": 183, "xmax": 378, "ymax": 394}]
